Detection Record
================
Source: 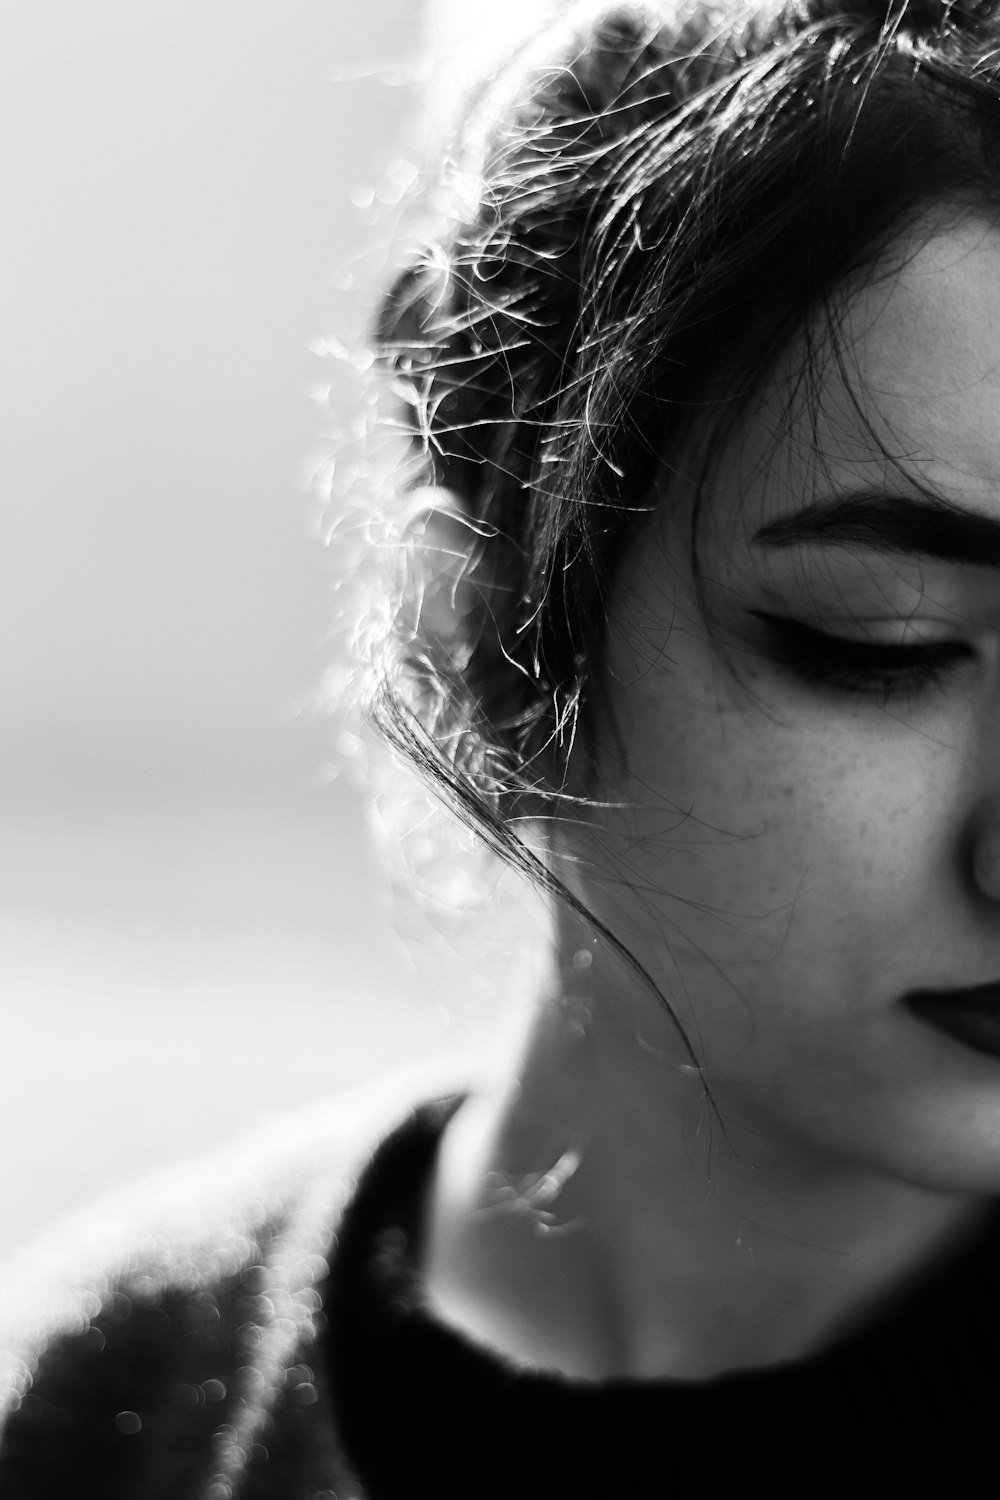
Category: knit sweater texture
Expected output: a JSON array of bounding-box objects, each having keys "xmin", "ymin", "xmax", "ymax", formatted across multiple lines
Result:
[
  {"xmin": 2, "ymin": 1069, "xmax": 1000, "ymax": 1498},
  {"xmin": 0, "ymin": 1069, "xmax": 448, "ymax": 1499}
]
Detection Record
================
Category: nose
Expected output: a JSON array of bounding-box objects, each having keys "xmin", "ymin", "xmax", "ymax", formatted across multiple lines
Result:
[{"xmin": 970, "ymin": 794, "xmax": 1000, "ymax": 904}]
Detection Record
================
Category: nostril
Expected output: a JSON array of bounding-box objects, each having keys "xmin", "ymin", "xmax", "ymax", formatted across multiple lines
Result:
[{"xmin": 970, "ymin": 807, "xmax": 1000, "ymax": 904}]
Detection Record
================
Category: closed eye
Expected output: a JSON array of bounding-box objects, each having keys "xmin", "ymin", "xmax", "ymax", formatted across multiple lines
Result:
[{"xmin": 749, "ymin": 611, "xmax": 974, "ymax": 704}]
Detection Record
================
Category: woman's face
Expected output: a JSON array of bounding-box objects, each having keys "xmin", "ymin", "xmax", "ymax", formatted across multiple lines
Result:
[{"xmin": 575, "ymin": 217, "xmax": 1000, "ymax": 1192}]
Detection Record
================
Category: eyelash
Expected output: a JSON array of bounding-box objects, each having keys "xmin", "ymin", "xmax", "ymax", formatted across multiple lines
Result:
[{"xmin": 751, "ymin": 612, "xmax": 975, "ymax": 704}]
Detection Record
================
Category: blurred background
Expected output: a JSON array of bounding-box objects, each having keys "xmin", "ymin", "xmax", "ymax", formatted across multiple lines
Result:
[{"xmin": 0, "ymin": 0, "xmax": 552, "ymax": 1258}]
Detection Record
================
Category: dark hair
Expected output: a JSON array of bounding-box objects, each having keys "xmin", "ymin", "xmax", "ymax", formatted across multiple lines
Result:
[{"xmin": 368, "ymin": 0, "xmax": 1000, "ymax": 912}]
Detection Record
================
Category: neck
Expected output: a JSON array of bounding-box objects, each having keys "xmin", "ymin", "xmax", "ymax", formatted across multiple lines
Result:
[{"xmin": 423, "ymin": 938, "xmax": 989, "ymax": 1381}]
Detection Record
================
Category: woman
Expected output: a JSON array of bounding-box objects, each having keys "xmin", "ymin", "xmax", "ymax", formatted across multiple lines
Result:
[{"xmin": 5, "ymin": 0, "xmax": 1000, "ymax": 1493}]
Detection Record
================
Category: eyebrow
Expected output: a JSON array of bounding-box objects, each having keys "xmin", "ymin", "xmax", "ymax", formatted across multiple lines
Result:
[{"xmin": 753, "ymin": 492, "xmax": 1000, "ymax": 569}]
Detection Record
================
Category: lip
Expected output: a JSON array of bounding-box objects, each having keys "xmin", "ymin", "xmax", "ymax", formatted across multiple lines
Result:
[{"xmin": 904, "ymin": 985, "xmax": 1000, "ymax": 1060}]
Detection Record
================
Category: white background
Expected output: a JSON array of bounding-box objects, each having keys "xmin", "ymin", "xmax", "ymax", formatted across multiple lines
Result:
[{"xmin": 0, "ymin": 0, "xmax": 532, "ymax": 1258}]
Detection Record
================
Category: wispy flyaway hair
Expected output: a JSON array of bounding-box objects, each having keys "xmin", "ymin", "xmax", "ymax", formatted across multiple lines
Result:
[{"xmin": 370, "ymin": 0, "xmax": 1000, "ymax": 872}]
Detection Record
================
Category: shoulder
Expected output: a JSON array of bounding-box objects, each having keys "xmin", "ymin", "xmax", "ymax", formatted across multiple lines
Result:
[{"xmin": 0, "ymin": 1062, "xmax": 471, "ymax": 1498}]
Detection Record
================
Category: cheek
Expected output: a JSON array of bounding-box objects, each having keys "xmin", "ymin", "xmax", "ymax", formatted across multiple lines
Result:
[{"xmin": 594, "ymin": 669, "xmax": 939, "ymax": 974}]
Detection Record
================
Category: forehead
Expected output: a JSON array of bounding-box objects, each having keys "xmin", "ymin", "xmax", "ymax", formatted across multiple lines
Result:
[
  {"xmin": 720, "ymin": 216, "xmax": 1000, "ymax": 533},
  {"xmin": 613, "ymin": 218, "xmax": 1000, "ymax": 626},
  {"xmin": 839, "ymin": 216, "xmax": 1000, "ymax": 504}
]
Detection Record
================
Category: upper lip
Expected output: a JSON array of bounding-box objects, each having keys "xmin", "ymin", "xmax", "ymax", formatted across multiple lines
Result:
[{"xmin": 904, "ymin": 983, "xmax": 1000, "ymax": 1009}]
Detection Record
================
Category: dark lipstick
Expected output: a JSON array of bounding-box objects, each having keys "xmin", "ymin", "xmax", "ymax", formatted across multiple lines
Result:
[{"xmin": 904, "ymin": 985, "xmax": 1000, "ymax": 1060}]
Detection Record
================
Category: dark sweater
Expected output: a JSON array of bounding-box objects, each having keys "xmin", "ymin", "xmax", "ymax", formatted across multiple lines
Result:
[{"xmin": 2, "ymin": 1075, "xmax": 1000, "ymax": 1498}]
